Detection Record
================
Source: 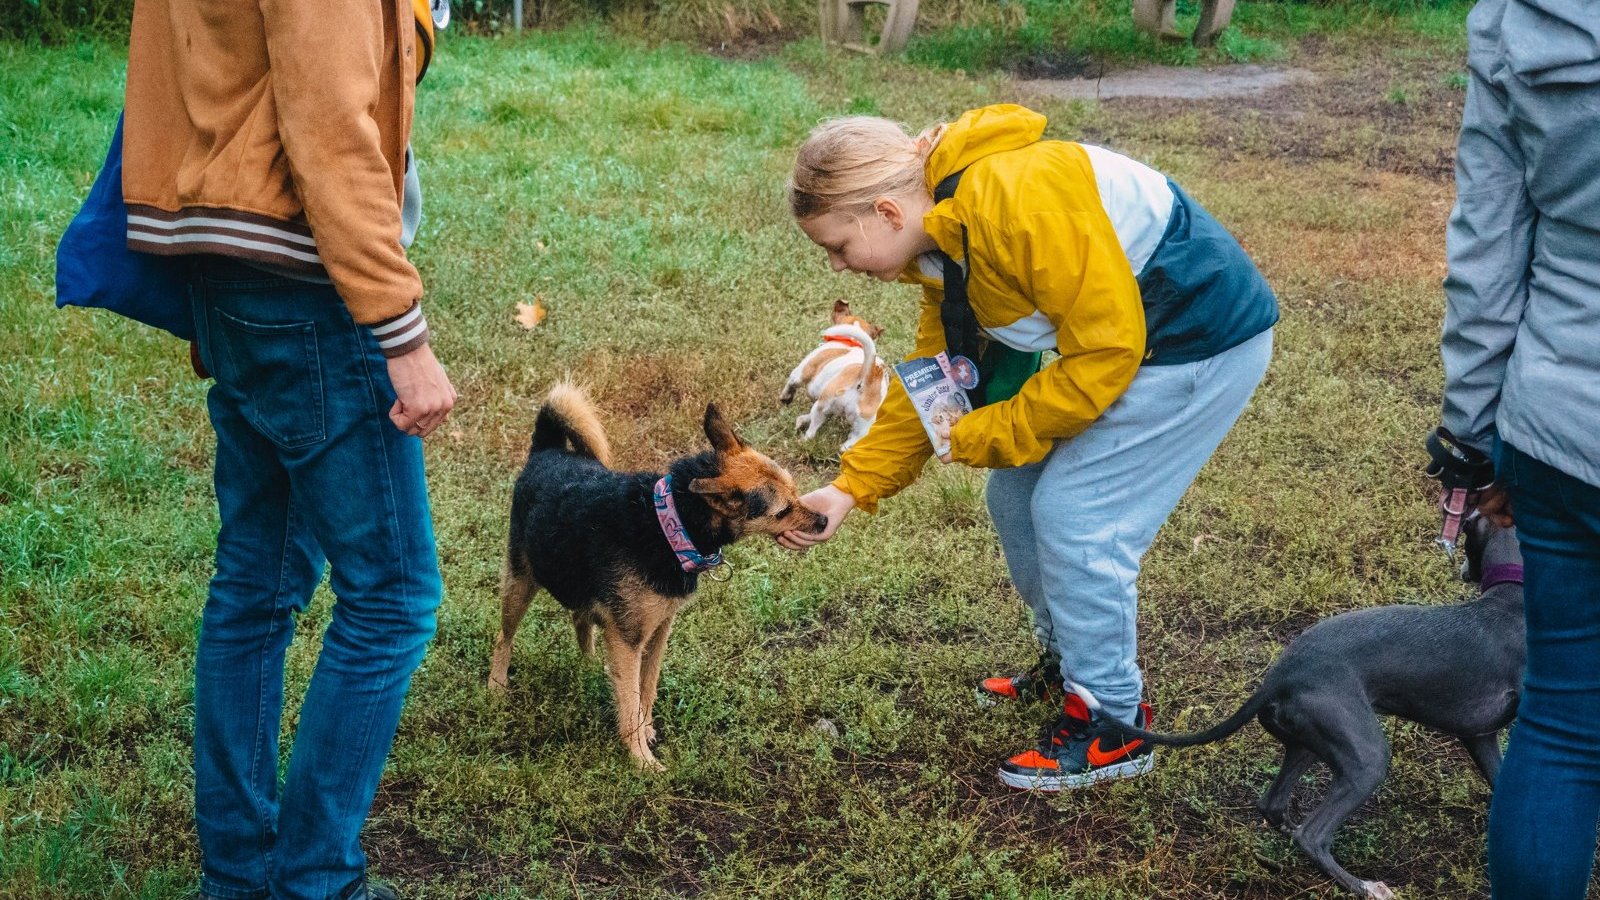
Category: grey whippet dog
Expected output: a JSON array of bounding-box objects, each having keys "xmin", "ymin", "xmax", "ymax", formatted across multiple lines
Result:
[{"xmin": 1124, "ymin": 515, "xmax": 1523, "ymax": 898}]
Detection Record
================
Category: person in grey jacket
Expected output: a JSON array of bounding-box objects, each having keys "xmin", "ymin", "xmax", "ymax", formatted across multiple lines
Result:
[{"xmin": 1435, "ymin": 1, "xmax": 1600, "ymax": 897}]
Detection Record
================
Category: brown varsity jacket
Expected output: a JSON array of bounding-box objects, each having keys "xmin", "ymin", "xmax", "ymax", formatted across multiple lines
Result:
[{"xmin": 122, "ymin": 0, "xmax": 429, "ymax": 356}]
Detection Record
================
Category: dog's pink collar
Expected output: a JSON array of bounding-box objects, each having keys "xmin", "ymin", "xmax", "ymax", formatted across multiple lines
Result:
[
  {"xmin": 823, "ymin": 333, "xmax": 863, "ymax": 349},
  {"xmin": 1480, "ymin": 564, "xmax": 1524, "ymax": 591},
  {"xmin": 653, "ymin": 475, "xmax": 724, "ymax": 574}
]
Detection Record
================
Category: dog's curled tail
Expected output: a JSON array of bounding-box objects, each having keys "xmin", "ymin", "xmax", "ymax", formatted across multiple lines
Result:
[
  {"xmin": 1122, "ymin": 685, "xmax": 1273, "ymax": 748},
  {"xmin": 532, "ymin": 381, "xmax": 613, "ymax": 467},
  {"xmin": 821, "ymin": 322, "xmax": 878, "ymax": 396}
]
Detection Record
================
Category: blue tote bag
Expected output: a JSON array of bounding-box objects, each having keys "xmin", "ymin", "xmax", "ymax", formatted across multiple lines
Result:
[{"xmin": 55, "ymin": 112, "xmax": 194, "ymax": 341}]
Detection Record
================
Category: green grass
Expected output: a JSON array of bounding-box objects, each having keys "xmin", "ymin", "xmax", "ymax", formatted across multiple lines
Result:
[{"xmin": 0, "ymin": 15, "xmax": 1496, "ymax": 899}]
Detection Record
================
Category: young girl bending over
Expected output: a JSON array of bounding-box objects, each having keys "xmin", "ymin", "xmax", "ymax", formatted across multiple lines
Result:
[{"xmin": 779, "ymin": 104, "xmax": 1277, "ymax": 791}]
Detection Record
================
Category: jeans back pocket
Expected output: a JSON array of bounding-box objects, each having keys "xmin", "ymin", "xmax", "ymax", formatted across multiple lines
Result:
[{"xmin": 215, "ymin": 309, "xmax": 326, "ymax": 449}]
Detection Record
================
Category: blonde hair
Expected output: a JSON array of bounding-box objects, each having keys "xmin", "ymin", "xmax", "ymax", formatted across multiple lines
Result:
[{"xmin": 788, "ymin": 116, "xmax": 947, "ymax": 220}]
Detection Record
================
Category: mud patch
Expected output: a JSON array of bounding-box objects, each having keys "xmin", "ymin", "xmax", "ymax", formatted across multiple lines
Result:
[
  {"xmin": 1018, "ymin": 64, "xmax": 1317, "ymax": 101},
  {"xmin": 1005, "ymin": 48, "xmax": 1101, "ymax": 80},
  {"xmin": 703, "ymin": 25, "xmax": 808, "ymax": 60}
]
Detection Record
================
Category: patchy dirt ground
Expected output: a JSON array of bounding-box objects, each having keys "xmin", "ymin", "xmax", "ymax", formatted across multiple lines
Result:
[
  {"xmin": 1017, "ymin": 63, "xmax": 1317, "ymax": 100},
  {"xmin": 1011, "ymin": 38, "xmax": 1466, "ymax": 182}
]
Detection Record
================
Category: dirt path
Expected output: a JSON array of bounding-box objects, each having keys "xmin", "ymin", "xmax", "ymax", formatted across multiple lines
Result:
[{"xmin": 1017, "ymin": 63, "xmax": 1317, "ymax": 101}]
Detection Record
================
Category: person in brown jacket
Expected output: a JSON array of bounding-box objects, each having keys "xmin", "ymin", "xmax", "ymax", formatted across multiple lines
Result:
[{"xmin": 124, "ymin": 1, "xmax": 453, "ymax": 898}]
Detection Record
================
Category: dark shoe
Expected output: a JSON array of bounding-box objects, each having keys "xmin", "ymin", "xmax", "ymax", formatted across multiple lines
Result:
[
  {"xmin": 975, "ymin": 652, "xmax": 1064, "ymax": 708},
  {"xmin": 340, "ymin": 879, "xmax": 398, "ymax": 900},
  {"xmin": 198, "ymin": 878, "xmax": 394, "ymax": 900},
  {"xmin": 996, "ymin": 692, "xmax": 1155, "ymax": 791}
]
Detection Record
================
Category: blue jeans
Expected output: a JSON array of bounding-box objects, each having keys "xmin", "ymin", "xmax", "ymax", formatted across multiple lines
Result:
[
  {"xmin": 986, "ymin": 328, "xmax": 1272, "ymax": 726},
  {"xmin": 1487, "ymin": 443, "xmax": 1600, "ymax": 899},
  {"xmin": 189, "ymin": 258, "xmax": 441, "ymax": 900}
]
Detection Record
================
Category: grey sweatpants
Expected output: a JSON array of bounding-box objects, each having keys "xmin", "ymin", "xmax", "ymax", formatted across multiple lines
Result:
[{"xmin": 986, "ymin": 328, "xmax": 1272, "ymax": 725}]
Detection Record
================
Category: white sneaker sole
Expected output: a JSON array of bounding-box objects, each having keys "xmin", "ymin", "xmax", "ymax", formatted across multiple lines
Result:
[{"xmin": 996, "ymin": 750, "xmax": 1156, "ymax": 792}]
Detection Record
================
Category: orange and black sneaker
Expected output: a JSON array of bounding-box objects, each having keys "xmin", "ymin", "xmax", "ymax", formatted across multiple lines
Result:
[
  {"xmin": 996, "ymin": 692, "xmax": 1155, "ymax": 792},
  {"xmin": 975, "ymin": 652, "xmax": 1064, "ymax": 708}
]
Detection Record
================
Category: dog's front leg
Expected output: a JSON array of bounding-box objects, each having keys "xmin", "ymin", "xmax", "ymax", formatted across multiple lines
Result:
[
  {"xmin": 602, "ymin": 627, "xmax": 661, "ymax": 771},
  {"xmin": 801, "ymin": 399, "xmax": 829, "ymax": 440},
  {"xmin": 638, "ymin": 617, "xmax": 676, "ymax": 747},
  {"xmin": 780, "ymin": 356, "xmax": 814, "ymax": 405}
]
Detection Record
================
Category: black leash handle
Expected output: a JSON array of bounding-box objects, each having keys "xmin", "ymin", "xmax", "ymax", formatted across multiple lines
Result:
[
  {"xmin": 933, "ymin": 169, "xmax": 987, "ymax": 407},
  {"xmin": 1424, "ymin": 426, "xmax": 1494, "ymax": 556}
]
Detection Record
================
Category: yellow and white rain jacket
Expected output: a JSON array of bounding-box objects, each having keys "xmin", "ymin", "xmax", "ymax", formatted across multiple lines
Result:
[{"xmin": 834, "ymin": 104, "xmax": 1277, "ymax": 511}]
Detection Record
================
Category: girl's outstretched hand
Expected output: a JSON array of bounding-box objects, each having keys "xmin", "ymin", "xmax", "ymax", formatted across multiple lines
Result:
[{"xmin": 779, "ymin": 485, "xmax": 856, "ymax": 551}]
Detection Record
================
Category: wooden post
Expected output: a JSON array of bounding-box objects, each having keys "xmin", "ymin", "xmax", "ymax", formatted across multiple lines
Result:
[
  {"xmin": 1132, "ymin": 0, "xmax": 1180, "ymax": 40},
  {"xmin": 1132, "ymin": 0, "xmax": 1236, "ymax": 46},
  {"xmin": 1193, "ymin": 0, "xmax": 1237, "ymax": 47},
  {"xmin": 818, "ymin": 0, "xmax": 841, "ymax": 50},
  {"xmin": 821, "ymin": 0, "xmax": 919, "ymax": 55}
]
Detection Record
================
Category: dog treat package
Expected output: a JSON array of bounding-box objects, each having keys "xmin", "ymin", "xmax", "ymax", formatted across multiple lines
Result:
[{"xmin": 894, "ymin": 352, "xmax": 975, "ymax": 459}]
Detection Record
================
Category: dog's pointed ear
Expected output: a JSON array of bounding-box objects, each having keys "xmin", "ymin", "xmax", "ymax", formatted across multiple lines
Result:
[
  {"xmin": 688, "ymin": 477, "xmax": 744, "ymax": 516},
  {"xmin": 688, "ymin": 476, "xmax": 729, "ymax": 496},
  {"xmin": 870, "ymin": 323, "xmax": 886, "ymax": 339},
  {"xmin": 703, "ymin": 403, "xmax": 745, "ymax": 455},
  {"xmin": 831, "ymin": 299, "xmax": 850, "ymax": 323}
]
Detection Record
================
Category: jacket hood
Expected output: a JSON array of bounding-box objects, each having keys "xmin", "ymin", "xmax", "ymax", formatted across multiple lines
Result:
[{"xmin": 924, "ymin": 104, "xmax": 1047, "ymax": 191}]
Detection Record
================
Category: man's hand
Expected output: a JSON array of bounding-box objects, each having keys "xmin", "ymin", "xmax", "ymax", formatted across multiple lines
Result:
[
  {"xmin": 386, "ymin": 343, "xmax": 456, "ymax": 437},
  {"xmin": 778, "ymin": 485, "xmax": 855, "ymax": 551},
  {"xmin": 1476, "ymin": 483, "xmax": 1515, "ymax": 528}
]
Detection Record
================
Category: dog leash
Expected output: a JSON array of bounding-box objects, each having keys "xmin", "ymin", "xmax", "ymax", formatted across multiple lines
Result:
[
  {"xmin": 652, "ymin": 475, "xmax": 730, "ymax": 578},
  {"xmin": 1424, "ymin": 427, "xmax": 1495, "ymax": 559}
]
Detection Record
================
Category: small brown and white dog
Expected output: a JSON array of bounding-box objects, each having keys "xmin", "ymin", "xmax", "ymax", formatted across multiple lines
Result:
[{"xmin": 779, "ymin": 300, "xmax": 889, "ymax": 452}]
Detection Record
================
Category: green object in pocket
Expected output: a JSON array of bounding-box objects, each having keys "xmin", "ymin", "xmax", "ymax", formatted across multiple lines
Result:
[{"xmin": 977, "ymin": 339, "xmax": 1041, "ymax": 406}]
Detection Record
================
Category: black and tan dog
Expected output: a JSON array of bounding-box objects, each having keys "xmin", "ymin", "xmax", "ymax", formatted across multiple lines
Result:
[{"xmin": 488, "ymin": 383, "xmax": 827, "ymax": 770}]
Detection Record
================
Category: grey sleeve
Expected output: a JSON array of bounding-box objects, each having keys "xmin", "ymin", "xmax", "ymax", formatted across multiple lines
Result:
[{"xmin": 1440, "ymin": 27, "xmax": 1535, "ymax": 453}]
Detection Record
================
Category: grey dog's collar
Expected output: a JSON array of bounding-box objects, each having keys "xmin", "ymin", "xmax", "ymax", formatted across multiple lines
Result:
[{"xmin": 1480, "ymin": 564, "xmax": 1524, "ymax": 591}]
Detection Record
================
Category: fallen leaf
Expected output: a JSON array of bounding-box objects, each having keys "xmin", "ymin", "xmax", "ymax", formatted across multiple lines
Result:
[{"xmin": 514, "ymin": 298, "xmax": 547, "ymax": 330}]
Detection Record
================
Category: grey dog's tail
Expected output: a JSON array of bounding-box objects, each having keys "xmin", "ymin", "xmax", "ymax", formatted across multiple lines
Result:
[
  {"xmin": 1122, "ymin": 685, "xmax": 1273, "ymax": 748},
  {"xmin": 531, "ymin": 381, "xmax": 613, "ymax": 467}
]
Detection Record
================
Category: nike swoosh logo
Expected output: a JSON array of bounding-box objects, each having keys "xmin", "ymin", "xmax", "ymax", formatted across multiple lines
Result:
[{"xmin": 1086, "ymin": 737, "xmax": 1143, "ymax": 767}]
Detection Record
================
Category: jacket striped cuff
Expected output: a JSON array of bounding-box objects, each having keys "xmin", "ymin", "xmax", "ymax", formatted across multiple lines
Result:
[{"xmin": 371, "ymin": 303, "xmax": 429, "ymax": 357}]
